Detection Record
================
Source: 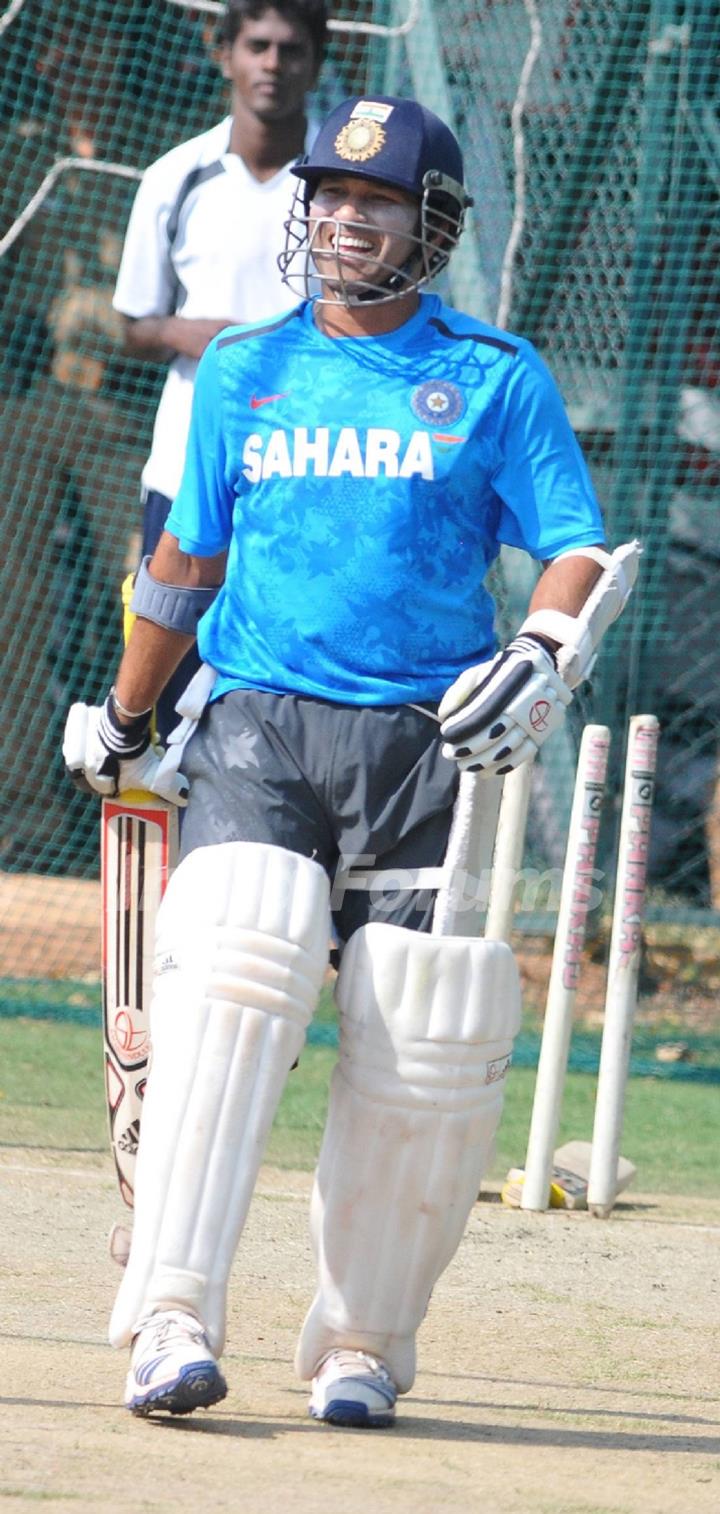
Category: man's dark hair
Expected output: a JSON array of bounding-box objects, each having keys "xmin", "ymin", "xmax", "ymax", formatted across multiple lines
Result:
[{"xmin": 219, "ymin": 1, "xmax": 329, "ymax": 62}]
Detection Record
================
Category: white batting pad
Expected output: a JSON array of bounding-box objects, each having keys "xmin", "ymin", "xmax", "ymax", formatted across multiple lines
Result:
[
  {"xmin": 110, "ymin": 841, "xmax": 330, "ymax": 1352},
  {"xmin": 295, "ymin": 921, "xmax": 521, "ymax": 1392}
]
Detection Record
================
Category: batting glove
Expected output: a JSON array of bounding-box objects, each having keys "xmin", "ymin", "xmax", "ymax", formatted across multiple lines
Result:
[
  {"xmin": 62, "ymin": 695, "xmax": 189, "ymax": 806},
  {"xmin": 439, "ymin": 634, "xmax": 573, "ymax": 776}
]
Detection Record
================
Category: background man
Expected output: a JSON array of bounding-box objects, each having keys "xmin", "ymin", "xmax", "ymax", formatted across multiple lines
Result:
[
  {"xmin": 112, "ymin": 0, "xmax": 327, "ymax": 732},
  {"xmin": 65, "ymin": 95, "xmax": 635, "ymax": 1427}
]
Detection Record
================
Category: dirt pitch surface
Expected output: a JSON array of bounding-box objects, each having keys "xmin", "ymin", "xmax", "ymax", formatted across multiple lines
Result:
[{"xmin": 2, "ymin": 1151, "xmax": 719, "ymax": 1514}]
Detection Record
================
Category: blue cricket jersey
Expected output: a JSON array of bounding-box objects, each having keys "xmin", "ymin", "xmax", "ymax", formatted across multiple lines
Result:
[{"xmin": 166, "ymin": 293, "xmax": 604, "ymax": 705}]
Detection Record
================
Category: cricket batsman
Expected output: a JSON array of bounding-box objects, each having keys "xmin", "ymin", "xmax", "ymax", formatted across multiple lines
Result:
[{"xmin": 63, "ymin": 95, "xmax": 638, "ymax": 1425}]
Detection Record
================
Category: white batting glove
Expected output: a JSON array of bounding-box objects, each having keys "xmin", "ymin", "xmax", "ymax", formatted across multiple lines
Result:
[
  {"xmin": 63, "ymin": 697, "xmax": 189, "ymax": 806},
  {"xmin": 439, "ymin": 634, "xmax": 573, "ymax": 776}
]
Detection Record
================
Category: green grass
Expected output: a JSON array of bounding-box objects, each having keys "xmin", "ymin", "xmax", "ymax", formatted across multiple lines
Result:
[{"xmin": 1, "ymin": 1016, "xmax": 718, "ymax": 1193}]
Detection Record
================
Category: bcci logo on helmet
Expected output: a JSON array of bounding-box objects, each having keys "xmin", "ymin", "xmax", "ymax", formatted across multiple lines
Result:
[{"xmin": 335, "ymin": 118, "xmax": 387, "ymax": 162}]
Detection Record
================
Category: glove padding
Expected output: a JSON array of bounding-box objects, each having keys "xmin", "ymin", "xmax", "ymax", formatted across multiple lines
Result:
[
  {"xmin": 63, "ymin": 697, "xmax": 189, "ymax": 806},
  {"xmin": 439, "ymin": 634, "xmax": 573, "ymax": 775}
]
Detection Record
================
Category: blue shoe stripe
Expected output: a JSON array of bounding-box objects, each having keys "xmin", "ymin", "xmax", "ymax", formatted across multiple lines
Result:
[
  {"xmin": 136, "ymin": 1355, "xmax": 165, "ymax": 1385},
  {"xmin": 311, "ymin": 1396, "xmax": 395, "ymax": 1428},
  {"xmin": 327, "ymin": 1377, "xmax": 396, "ymax": 1407}
]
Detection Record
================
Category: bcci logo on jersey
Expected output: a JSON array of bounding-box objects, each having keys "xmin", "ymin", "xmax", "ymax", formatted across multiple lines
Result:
[
  {"xmin": 411, "ymin": 380, "xmax": 466, "ymax": 426},
  {"xmin": 242, "ymin": 427, "xmax": 436, "ymax": 481}
]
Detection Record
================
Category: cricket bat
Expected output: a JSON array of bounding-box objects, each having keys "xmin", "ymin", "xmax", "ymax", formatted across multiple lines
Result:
[
  {"xmin": 101, "ymin": 789, "xmax": 178, "ymax": 1209},
  {"xmin": 101, "ymin": 573, "xmax": 180, "ymax": 1212}
]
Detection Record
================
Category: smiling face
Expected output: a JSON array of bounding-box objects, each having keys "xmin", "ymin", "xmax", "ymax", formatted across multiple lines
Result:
[
  {"xmin": 307, "ymin": 174, "xmax": 422, "ymax": 299},
  {"xmin": 221, "ymin": 7, "xmax": 319, "ymax": 123}
]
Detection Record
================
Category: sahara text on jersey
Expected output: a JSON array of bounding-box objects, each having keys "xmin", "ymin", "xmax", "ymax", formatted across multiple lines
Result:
[{"xmin": 241, "ymin": 426, "xmax": 463, "ymax": 481}]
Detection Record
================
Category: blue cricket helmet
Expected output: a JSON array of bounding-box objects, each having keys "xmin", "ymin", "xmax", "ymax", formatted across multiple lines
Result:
[
  {"xmin": 280, "ymin": 95, "xmax": 472, "ymax": 306},
  {"xmin": 291, "ymin": 94, "xmax": 468, "ymax": 205}
]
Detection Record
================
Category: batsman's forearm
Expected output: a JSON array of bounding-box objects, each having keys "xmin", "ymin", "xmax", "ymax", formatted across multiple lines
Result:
[
  {"xmin": 530, "ymin": 553, "xmax": 604, "ymax": 619},
  {"xmin": 113, "ymin": 618, "xmax": 195, "ymax": 720}
]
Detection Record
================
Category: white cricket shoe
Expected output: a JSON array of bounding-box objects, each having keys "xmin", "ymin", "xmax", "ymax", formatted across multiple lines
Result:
[
  {"xmin": 125, "ymin": 1308, "xmax": 227, "ymax": 1417},
  {"xmin": 309, "ymin": 1349, "xmax": 397, "ymax": 1428}
]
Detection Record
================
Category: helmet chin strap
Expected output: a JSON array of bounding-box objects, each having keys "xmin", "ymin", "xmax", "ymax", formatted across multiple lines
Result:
[{"xmin": 344, "ymin": 259, "xmax": 418, "ymax": 305}]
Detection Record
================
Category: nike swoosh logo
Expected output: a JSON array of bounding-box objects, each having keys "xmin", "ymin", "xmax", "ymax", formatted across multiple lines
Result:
[{"xmin": 250, "ymin": 392, "xmax": 289, "ymax": 409}]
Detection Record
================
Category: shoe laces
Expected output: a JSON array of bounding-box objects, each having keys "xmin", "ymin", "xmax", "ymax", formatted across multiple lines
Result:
[
  {"xmin": 134, "ymin": 1309, "xmax": 205, "ymax": 1350},
  {"xmin": 320, "ymin": 1349, "xmax": 391, "ymax": 1382}
]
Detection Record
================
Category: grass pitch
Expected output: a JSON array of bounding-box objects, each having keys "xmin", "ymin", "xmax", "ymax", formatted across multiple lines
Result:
[{"xmin": 1, "ymin": 1014, "xmax": 717, "ymax": 1194}]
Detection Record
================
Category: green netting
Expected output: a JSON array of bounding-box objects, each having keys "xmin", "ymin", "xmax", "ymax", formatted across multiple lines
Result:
[
  {"xmin": 1, "ymin": 2, "xmax": 719, "ymax": 1026},
  {"xmin": 2, "ymin": 975, "xmax": 719, "ymax": 1081}
]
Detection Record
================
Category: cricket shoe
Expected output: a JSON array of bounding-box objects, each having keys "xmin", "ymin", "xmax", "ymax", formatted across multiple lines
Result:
[
  {"xmin": 125, "ymin": 1308, "xmax": 227, "ymax": 1416},
  {"xmin": 309, "ymin": 1349, "xmax": 397, "ymax": 1428}
]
